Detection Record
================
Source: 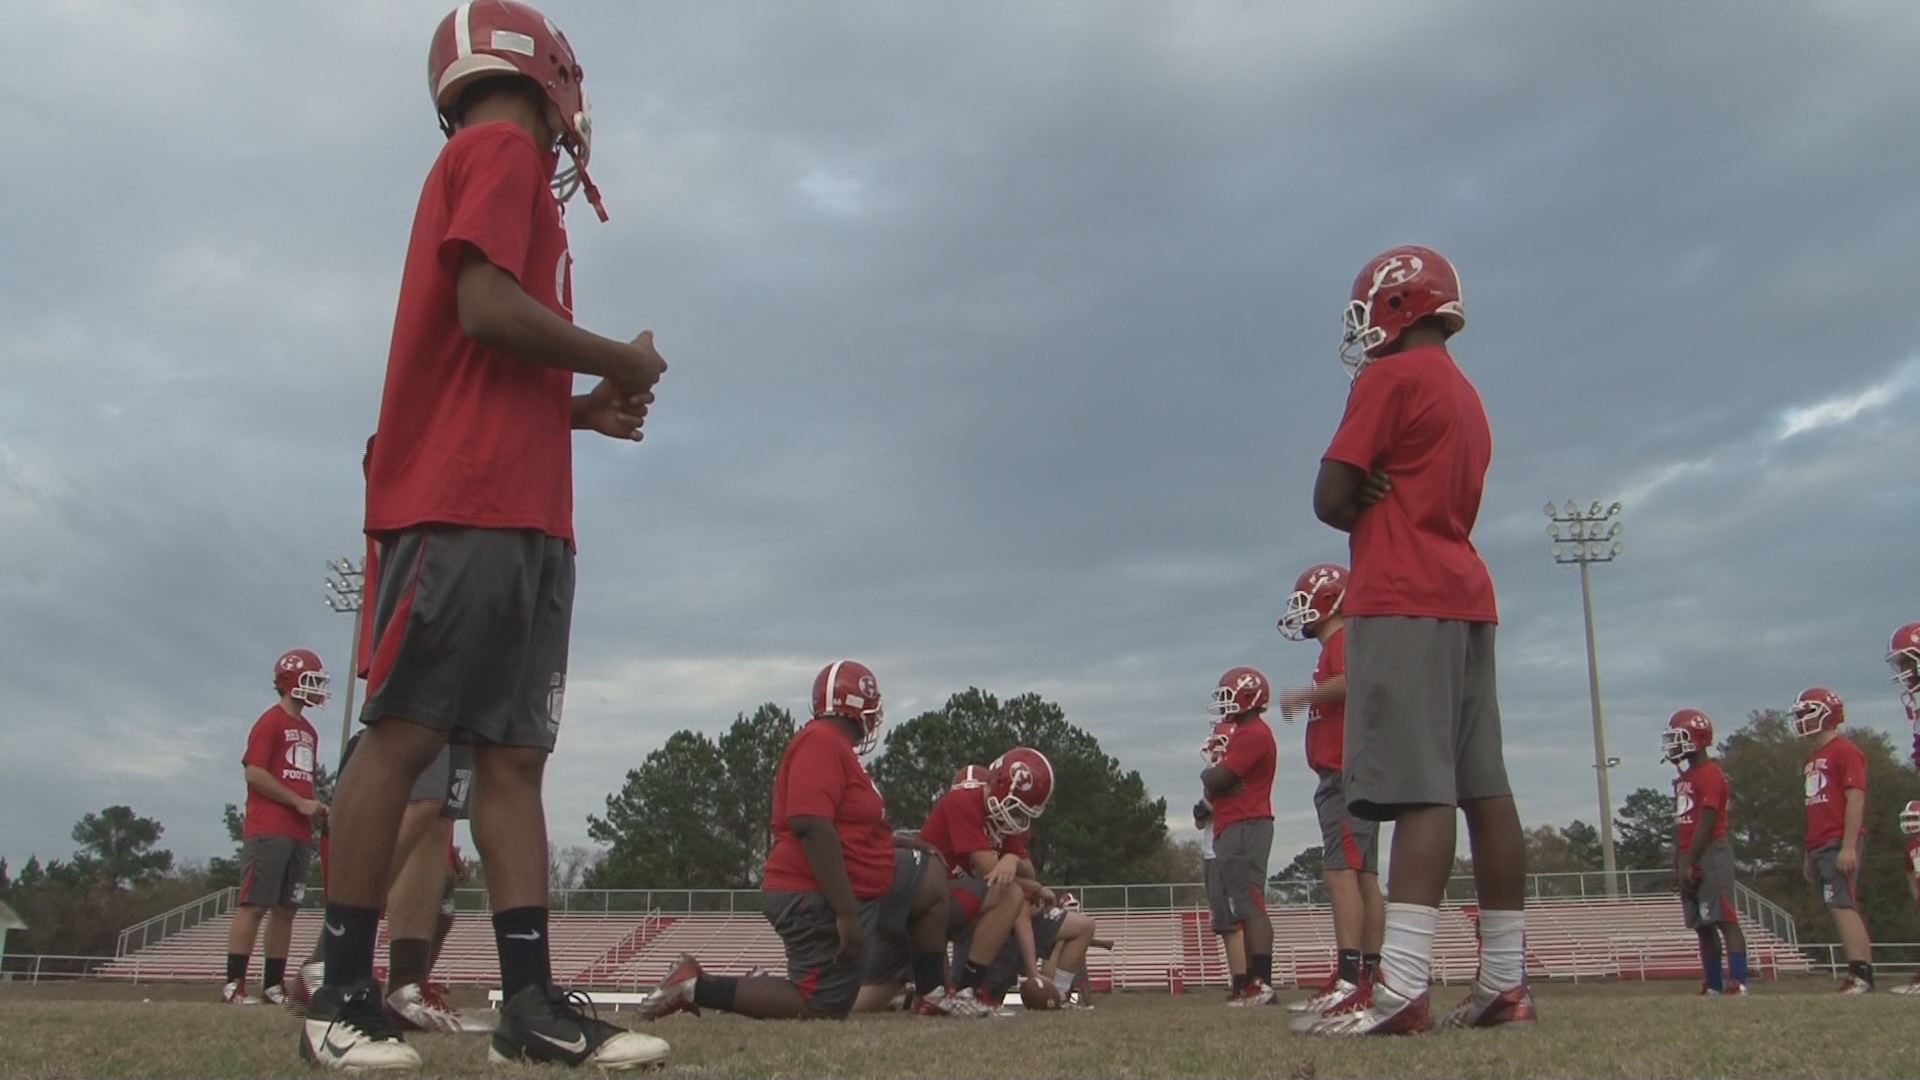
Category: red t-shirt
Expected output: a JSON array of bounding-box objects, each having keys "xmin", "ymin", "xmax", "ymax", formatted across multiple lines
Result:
[
  {"xmin": 1673, "ymin": 759, "xmax": 1730, "ymax": 852},
  {"xmin": 1803, "ymin": 735, "xmax": 1867, "ymax": 849},
  {"xmin": 920, "ymin": 786, "xmax": 1030, "ymax": 879},
  {"xmin": 1322, "ymin": 346, "xmax": 1497, "ymax": 623},
  {"xmin": 1211, "ymin": 713, "xmax": 1276, "ymax": 835},
  {"xmin": 365, "ymin": 122, "xmax": 578, "ymax": 544},
  {"xmin": 1304, "ymin": 626, "xmax": 1347, "ymax": 774},
  {"xmin": 761, "ymin": 720, "xmax": 894, "ymax": 898},
  {"xmin": 241, "ymin": 705, "xmax": 319, "ymax": 839}
]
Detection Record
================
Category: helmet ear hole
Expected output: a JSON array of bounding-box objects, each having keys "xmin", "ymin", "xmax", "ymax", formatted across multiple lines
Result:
[{"xmin": 1386, "ymin": 295, "xmax": 1403, "ymax": 309}]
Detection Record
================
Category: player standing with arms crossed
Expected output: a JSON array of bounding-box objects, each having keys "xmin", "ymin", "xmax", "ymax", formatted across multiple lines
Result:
[
  {"xmin": 1200, "ymin": 667, "xmax": 1279, "ymax": 1005},
  {"xmin": 301, "ymin": 1, "xmax": 668, "ymax": 1070},
  {"xmin": 1277, "ymin": 562, "xmax": 1384, "ymax": 1025},
  {"xmin": 1305, "ymin": 247, "xmax": 1533, "ymax": 1035},
  {"xmin": 1795, "ymin": 687, "xmax": 1874, "ymax": 994},
  {"xmin": 1662, "ymin": 709, "xmax": 1748, "ymax": 996}
]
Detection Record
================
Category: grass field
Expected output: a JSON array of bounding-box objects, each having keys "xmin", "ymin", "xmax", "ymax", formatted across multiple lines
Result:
[{"xmin": 0, "ymin": 979, "xmax": 1910, "ymax": 1079}]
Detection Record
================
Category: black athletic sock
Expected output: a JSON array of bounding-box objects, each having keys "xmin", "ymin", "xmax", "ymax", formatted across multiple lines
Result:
[
  {"xmin": 388, "ymin": 938, "xmax": 431, "ymax": 991},
  {"xmin": 1252, "ymin": 953, "xmax": 1273, "ymax": 984},
  {"xmin": 263, "ymin": 957, "xmax": 286, "ymax": 990},
  {"xmin": 226, "ymin": 953, "xmax": 249, "ymax": 984},
  {"xmin": 1336, "ymin": 948, "xmax": 1362, "ymax": 985},
  {"xmin": 1849, "ymin": 959, "xmax": 1875, "ymax": 986},
  {"xmin": 1231, "ymin": 973, "xmax": 1248, "ymax": 992},
  {"xmin": 962, "ymin": 958, "xmax": 991, "ymax": 991},
  {"xmin": 911, "ymin": 951, "xmax": 946, "ymax": 998},
  {"xmin": 692, "ymin": 974, "xmax": 740, "ymax": 1012},
  {"xmin": 493, "ymin": 907, "xmax": 552, "ymax": 999},
  {"xmin": 1363, "ymin": 952, "xmax": 1381, "ymax": 983},
  {"xmin": 321, "ymin": 903, "xmax": 381, "ymax": 988}
]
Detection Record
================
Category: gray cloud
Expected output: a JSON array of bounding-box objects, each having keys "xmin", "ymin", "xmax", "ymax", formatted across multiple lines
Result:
[{"xmin": 3, "ymin": 1, "xmax": 1918, "ymax": 879}]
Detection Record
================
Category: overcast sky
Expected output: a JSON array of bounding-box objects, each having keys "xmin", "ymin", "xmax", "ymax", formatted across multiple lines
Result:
[{"xmin": 3, "ymin": 1, "xmax": 1918, "ymax": 883}]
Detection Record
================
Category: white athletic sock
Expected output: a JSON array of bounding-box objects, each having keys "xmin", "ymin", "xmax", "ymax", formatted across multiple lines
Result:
[
  {"xmin": 1478, "ymin": 909, "xmax": 1526, "ymax": 991},
  {"xmin": 1053, "ymin": 969, "xmax": 1077, "ymax": 997},
  {"xmin": 1379, "ymin": 902, "xmax": 1437, "ymax": 998}
]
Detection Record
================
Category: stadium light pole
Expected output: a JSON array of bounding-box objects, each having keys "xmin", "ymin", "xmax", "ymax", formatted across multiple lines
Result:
[
  {"xmin": 1545, "ymin": 499, "xmax": 1625, "ymax": 897},
  {"xmin": 324, "ymin": 556, "xmax": 365, "ymax": 769}
]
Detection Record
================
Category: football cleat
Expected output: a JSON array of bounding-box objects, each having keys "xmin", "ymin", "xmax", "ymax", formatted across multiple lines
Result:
[
  {"xmin": 1888, "ymin": 975, "xmax": 1920, "ymax": 996},
  {"xmin": 298, "ymin": 979, "xmax": 422, "ymax": 1072},
  {"xmin": 1837, "ymin": 975, "xmax": 1872, "ymax": 996},
  {"xmin": 1307, "ymin": 980, "xmax": 1433, "ymax": 1036},
  {"xmin": 1439, "ymin": 980, "xmax": 1537, "ymax": 1029},
  {"xmin": 1227, "ymin": 979, "xmax": 1275, "ymax": 1007},
  {"xmin": 1289, "ymin": 978, "xmax": 1362, "ymax": 1033},
  {"xmin": 221, "ymin": 980, "xmax": 258, "ymax": 1006},
  {"xmin": 489, "ymin": 983, "xmax": 670, "ymax": 1070},
  {"xmin": 634, "ymin": 953, "xmax": 703, "ymax": 1020},
  {"xmin": 387, "ymin": 981, "xmax": 465, "ymax": 1033},
  {"xmin": 261, "ymin": 984, "xmax": 289, "ymax": 1007},
  {"xmin": 913, "ymin": 986, "xmax": 992, "ymax": 1018},
  {"xmin": 1726, "ymin": 982, "xmax": 1750, "ymax": 997},
  {"xmin": 1699, "ymin": 985, "xmax": 1721, "ymax": 997},
  {"xmin": 1064, "ymin": 989, "xmax": 1095, "ymax": 1010}
]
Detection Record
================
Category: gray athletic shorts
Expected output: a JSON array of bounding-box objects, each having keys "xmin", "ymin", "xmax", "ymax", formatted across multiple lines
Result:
[
  {"xmin": 359, "ymin": 526, "xmax": 574, "ymax": 751},
  {"xmin": 1314, "ymin": 770, "xmax": 1379, "ymax": 874},
  {"xmin": 343, "ymin": 733, "xmax": 471, "ymax": 820},
  {"xmin": 1681, "ymin": 839, "xmax": 1738, "ymax": 928},
  {"xmin": 1214, "ymin": 819, "xmax": 1274, "ymax": 926},
  {"xmin": 1203, "ymin": 858, "xmax": 1233, "ymax": 934},
  {"xmin": 861, "ymin": 848, "xmax": 933, "ymax": 985},
  {"xmin": 1810, "ymin": 841, "xmax": 1863, "ymax": 911},
  {"xmin": 947, "ymin": 876, "xmax": 989, "ymax": 938},
  {"xmin": 239, "ymin": 835, "xmax": 311, "ymax": 909},
  {"xmin": 1344, "ymin": 616, "xmax": 1510, "ymax": 820},
  {"xmin": 762, "ymin": 888, "xmax": 883, "ymax": 1018}
]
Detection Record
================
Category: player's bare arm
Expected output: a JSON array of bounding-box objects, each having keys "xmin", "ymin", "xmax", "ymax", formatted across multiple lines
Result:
[
  {"xmin": 1279, "ymin": 675, "xmax": 1346, "ymax": 719},
  {"xmin": 1312, "ymin": 461, "xmax": 1392, "ymax": 533},
  {"xmin": 1200, "ymin": 763, "xmax": 1242, "ymax": 799},
  {"xmin": 244, "ymin": 764, "xmax": 323, "ymax": 819},
  {"xmin": 1837, "ymin": 789, "xmax": 1865, "ymax": 875},
  {"xmin": 789, "ymin": 814, "xmax": 862, "ymax": 963},
  {"xmin": 454, "ymin": 252, "xmax": 667, "ymax": 392}
]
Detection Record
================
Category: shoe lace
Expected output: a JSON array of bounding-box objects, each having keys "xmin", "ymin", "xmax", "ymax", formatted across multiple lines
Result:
[
  {"xmin": 336, "ymin": 984, "xmax": 406, "ymax": 1042},
  {"xmin": 551, "ymin": 986, "xmax": 615, "ymax": 1034}
]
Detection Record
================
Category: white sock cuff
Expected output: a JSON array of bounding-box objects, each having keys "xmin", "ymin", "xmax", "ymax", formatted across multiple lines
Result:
[
  {"xmin": 1385, "ymin": 902, "xmax": 1439, "ymax": 931},
  {"xmin": 1480, "ymin": 909, "xmax": 1526, "ymax": 937}
]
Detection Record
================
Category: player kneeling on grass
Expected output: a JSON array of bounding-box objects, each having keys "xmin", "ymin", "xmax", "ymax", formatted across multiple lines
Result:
[
  {"xmin": 1200, "ymin": 668, "xmax": 1279, "ymax": 1006},
  {"xmin": 921, "ymin": 748, "xmax": 1068, "ymax": 1012},
  {"xmin": 966, "ymin": 844, "xmax": 1099, "ymax": 1012},
  {"xmin": 1795, "ymin": 687, "xmax": 1875, "ymax": 994},
  {"xmin": 1663, "ymin": 710, "xmax": 1749, "ymax": 997},
  {"xmin": 1277, "ymin": 563, "xmax": 1385, "ymax": 1026},
  {"xmin": 1195, "ymin": 727, "xmax": 1247, "ymax": 1000},
  {"xmin": 1306, "ymin": 248, "xmax": 1533, "ymax": 1036},
  {"xmin": 640, "ymin": 662, "xmax": 980, "ymax": 1021}
]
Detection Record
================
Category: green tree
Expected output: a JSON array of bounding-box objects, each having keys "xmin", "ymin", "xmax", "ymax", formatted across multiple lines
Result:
[
  {"xmin": 69, "ymin": 806, "xmax": 173, "ymax": 891},
  {"xmin": 1561, "ymin": 820, "xmax": 1601, "ymax": 870},
  {"xmin": 714, "ymin": 704, "xmax": 798, "ymax": 884},
  {"xmin": 587, "ymin": 730, "xmax": 745, "ymax": 888},
  {"xmin": 1614, "ymin": 786, "xmax": 1675, "ymax": 871},
  {"xmin": 869, "ymin": 688, "xmax": 1170, "ymax": 883},
  {"xmin": 1721, "ymin": 709, "xmax": 1920, "ymax": 943},
  {"xmin": 1270, "ymin": 845, "xmax": 1324, "ymax": 885}
]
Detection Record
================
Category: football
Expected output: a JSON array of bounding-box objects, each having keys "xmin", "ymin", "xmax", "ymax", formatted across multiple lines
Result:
[{"xmin": 1019, "ymin": 976, "xmax": 1063, "ymax": 1011}]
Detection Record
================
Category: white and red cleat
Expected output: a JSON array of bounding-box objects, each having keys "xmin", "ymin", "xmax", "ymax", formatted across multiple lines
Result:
[
  {"xmin": 221, "ymin": 980, "xmax": 258, "ymax": 1005},
  {"xmin": 1289, "ymin": 979, "xmax": 1361, "ymax": 1033},
  {"xmin": 1307, "ymin": 980, "xmax": 1432, "ymax": 1036},
  {"xmin": 386, "ymin": 981, "xmax": 465, "ymax": 1032},
  {"xmin": 1889, "ymin": 974, "xmax": 1920, "ymax": 996},
  {"xmin": 1725, "ymin": 982, "xmax": 1750, "ymax": 997},
  {"xmin": 913, "ymin": 986, "xmax": 992, "ymax": 1017},
  {"xmin": 1837, "ymin": 975, "xmax": 1872, "ymax": 996},
  {"xmin": 635, "ymin": 953, "xmax": 703, "ymax": 1019},
  {"xmin": 1227, "ymin": 979, "xmax": 1275, "ymax": 1007},
  {"xmin": 1439, "ymin": 980, "xmax": 1537, "ymax": 1029},
  {"xmin": 261, "ymin": 984, "xmax": 290, "ymax": 1007}
]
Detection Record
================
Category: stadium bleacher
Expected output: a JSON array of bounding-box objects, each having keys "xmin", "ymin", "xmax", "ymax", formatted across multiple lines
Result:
[{"xmin": 95, "ymin": 889, "xmax": 1810, "ymax": 990}]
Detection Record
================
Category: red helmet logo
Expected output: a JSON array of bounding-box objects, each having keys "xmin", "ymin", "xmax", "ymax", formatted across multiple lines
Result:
[
  {"xmin": 274, "ymin": 649, "xmax": 330, "ymax": 708},
  {"xmin": 1661, "ymin": 708, "xmax": 1713, "ymax": 765},
  {"xmin": 1340, "ymin": 244, "xmax": 1465, "ymax": 378},
  {"xmin": 985, "ymin": 748, "xmax": 1054, "ymax": 841}
]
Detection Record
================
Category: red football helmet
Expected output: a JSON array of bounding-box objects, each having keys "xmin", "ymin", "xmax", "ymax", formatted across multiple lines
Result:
[
  {"xmin": 1208, "ymin": 666, "xmax": 1270, "ymax": 721},
  {"xmin": 1201, "ymin": 721, "xmax": 1231, "ymax": 766},
  {"xmin": 274, "ymin": 649, "xmax": 330, "ymax": 708},
  {"xmin": 1278, "ymin": 563, "xmax": 1348, "ymax": 642},
  {"xmin": 1791, "ymin": 687, "xmax": 1845, "ymax": 738},
  {"xmin": 811, "ymin": 659, "xmax": 884, "ymax": 755},
  {"xmin": 427, "ymin": 0, "xmax": 606, "ymax": 221},
  {"xmin": 1887, "ymin": 622, "xmax": 1920, "ymax": 723},
  {"xmin": 1340, "ymin": 245, "xmax": 1466, "ymax": 379},
  {"xmin": 985, "ymin": 747, "xmax": 1054, "ymax": 840},
  {"xmin": 1901, "ymin": 799, "xmax": 1920, "ymax": 837},
  {"xmin": 1661, "ymin": 709, "xmax": 1713, "ymax": 765},
  {"xmin": 951, "ymin": 764, "xmax": 988, "ymax": 791}
]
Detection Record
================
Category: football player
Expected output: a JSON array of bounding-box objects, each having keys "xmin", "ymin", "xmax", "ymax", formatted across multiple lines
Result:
[
  {"xmin": 1663, "ymin": 710, "xmax": 1749, "ymax": 996},
  {"xmin": 1892, "ymin": 800, "xmax": 1920, "ymax": 995},
  {"xmin": 1887, "ymin": 622, "xmax": 1920, "ymax": 768},
  {"xmin": 305, "ymin": 2, "xmax": 669, "ymax": 1070},
  {"xmin": 1200, "ymin": 668, "xmax": 1279, "ymax": 1005},
  {"xmin": 226, "ymin": 649, "xmax": 328, "ymax": 1006},
  {"xmin": 639, "ymin": 662, "xmax": 982, "ymax": 1020},
  {"xmin": 1195, "ymin": 725, "xmax": 1247, "ymax": 1000},
  {"xmin": 920, "ymin": 747, "xmax": 1061, "ymax": 1010},
  {"xmin": 1277, "ymin": 562, "xmax": 1384, "ymax": 1025},
  {"xmin": 1308, "ymin": 248, "xmax": 1532, "ymax": 1035},
  {"xmin": 1796, "ymin": 687, "xmax": 1874, "ymax": 994},
  {"xmin": 969, "ymin": 827, "xmax": 1099, "ymax": 1011}
]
